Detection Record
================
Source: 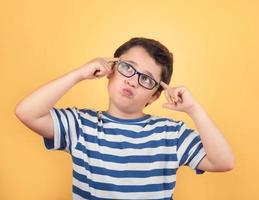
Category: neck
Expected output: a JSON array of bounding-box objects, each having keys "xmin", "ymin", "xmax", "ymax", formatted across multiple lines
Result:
[{"xmin": 107, "ymin": 105, "xmax": 145, "ymax": 119}]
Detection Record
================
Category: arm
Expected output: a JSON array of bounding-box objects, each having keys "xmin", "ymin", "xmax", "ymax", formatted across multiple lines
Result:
[
  {"xmin": 15, "ymin": 57, "xmax": 118, "ymax": 139},
  {"xmin": 186, "ymin": 103, "xmax": 234, "ymax": 172},
  {"xmin": 160, "ymin": 82, "xmax": 235, "ymax": 172}
]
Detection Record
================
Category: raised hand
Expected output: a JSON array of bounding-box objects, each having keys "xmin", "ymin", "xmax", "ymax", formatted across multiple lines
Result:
[
  {"xmin": 160, "ymin": 81, "xmax": 200, "ymax": 114},
  {"xmin": 79, "ymin": 57, "xmax": 119, "ymax": 80}
]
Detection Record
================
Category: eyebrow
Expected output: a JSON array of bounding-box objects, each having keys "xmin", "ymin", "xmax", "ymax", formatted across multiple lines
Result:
[{"xmin": 124, "ymin": 59, "xmax": 155, "ymax": 79}]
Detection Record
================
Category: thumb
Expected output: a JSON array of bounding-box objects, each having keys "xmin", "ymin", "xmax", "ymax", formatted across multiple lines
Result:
[{"xmin": 162, "ymin": 103, "xmax": 176, "ymax": 110}]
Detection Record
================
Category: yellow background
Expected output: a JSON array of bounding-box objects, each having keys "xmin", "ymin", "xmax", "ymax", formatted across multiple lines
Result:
[{"xmin": 1, "ymin": 0, "xmax": 258, "ymax": 199}]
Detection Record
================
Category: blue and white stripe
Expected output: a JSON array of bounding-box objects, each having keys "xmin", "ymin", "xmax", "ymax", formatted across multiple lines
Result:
[{"xmin": 43, "ymin": 107, "xmax": 206, "ymax": 200}]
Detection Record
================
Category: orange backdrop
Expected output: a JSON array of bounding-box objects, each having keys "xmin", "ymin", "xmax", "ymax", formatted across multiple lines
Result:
[{"xmin": 1, "ymin": 0, "xmax": 258, "ymax": 199}]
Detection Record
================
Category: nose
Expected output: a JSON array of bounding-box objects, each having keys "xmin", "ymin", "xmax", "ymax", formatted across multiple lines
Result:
[{"xmin": 124, "ymin": 74, "xmax": 139, "ymax": 88}]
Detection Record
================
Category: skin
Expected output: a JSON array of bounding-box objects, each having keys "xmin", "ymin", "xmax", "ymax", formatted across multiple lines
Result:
[
  {"xmin": 160, "ymin": 82, "xmax": 235, "ymax": 172},
  {"xmin": 107, "ymin": 46, "xmax": 162, "ymax": 119},
  {"xmin": 15, "ymin": 45, "xmax": 234, "ymax": 172},
  {"xmin": 106, "ymin": 46, "xmax": 234, "ymax": 172},
  {"xmin": 89, "ymin": 46, "xmax": 235, "ymax": 172}
]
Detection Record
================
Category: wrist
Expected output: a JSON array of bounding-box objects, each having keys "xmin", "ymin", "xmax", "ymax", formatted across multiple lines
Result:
[
  {"xmin": 71, "ymin": 68, "xmax": 86, "ymax": 83},
  {"xmin": 185, "ymin": 103, "xmax": 203, "ymax": 117}
]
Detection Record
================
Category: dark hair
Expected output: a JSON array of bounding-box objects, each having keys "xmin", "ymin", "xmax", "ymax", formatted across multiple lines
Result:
[{"xmin": 114, "ymin": 37, "xmax": 173, "ymax": 92}]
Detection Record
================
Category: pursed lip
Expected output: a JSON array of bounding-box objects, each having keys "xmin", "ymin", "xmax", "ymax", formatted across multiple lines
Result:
[{"xmin": 121, "ymin": 87, "xmax": 134, "ymax": 98}]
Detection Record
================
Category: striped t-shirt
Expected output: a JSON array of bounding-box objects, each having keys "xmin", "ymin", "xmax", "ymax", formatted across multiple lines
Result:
[{"xmin": 43, "ymin": 107, "xmax": 206, "ymax": 200}]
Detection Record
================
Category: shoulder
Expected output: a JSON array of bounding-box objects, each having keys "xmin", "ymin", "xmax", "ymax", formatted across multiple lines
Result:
[
  {"xmin": 59, "ymin": 107, "xmax": 99, "ymax": 123},
  {"xmin": 77, "ymin": 108, "xmax": 98, "ymax": 116},
  {"xmin": 148, "ymin": 114, "xmax": 184, "ymax": 129}
]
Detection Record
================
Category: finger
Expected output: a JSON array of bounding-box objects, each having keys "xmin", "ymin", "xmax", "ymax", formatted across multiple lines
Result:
[
  {"xmin": 95, "ymin": 65, "xmax": 108, "ymax": 77},
  {"xmin": 104, "ymin": 60, "xmax": 116, "ymax": 73},
  {"xmin": 93, "ymin": 66, "xmax": 101, "ymax": 76},
  {"xmin": 162, "ymin": 103, "xmax": 176, "ymax": 110},
  {"xmin": 171, "ymin": 96, "xmax": 177, "ymax": 105},
  {"xmin": 164, "ymin": 87, "xmax": 179, "ymax": 104},
  {"xmin": 164, "ymin": 91, "xmax": 171, "ymax": 104},
  {"xmin": 160, "ymin": 81, "xmax": 170, "ymax": 90},
  {"xmin": 108, "ymin": 61, "xmax": 116, "ymax": 70},
  {"xmin": 94, "ymin": 69, "xmax": 104, "ymax": 77},
  {"xmin": 103, "ymin": 58, "xmax": 118, "ymax": 70},
  {"xmin": 171, "ymin": 91, "xmax": 179, "ymax": 103},
  {"xmin": 177, "ymin": 94, "xmax": 183, "ymax": 103},
  {"xmin": 105, "ymin": 63, "xmax": 114, "ymax": 74},
  {"xmin": 174, "ymin": 88, "xmax": 183, "ymax": 103},
  {"xmin": 101, "ymin": 60, "xmax": 112, "ymax": 70},
  {"xmin": 164, "ymin": 90, "xmax": 175, "ymax": 104},
  {"xmin": 105, "ymin": 57, "xmax": 120, "ymax": 63}
]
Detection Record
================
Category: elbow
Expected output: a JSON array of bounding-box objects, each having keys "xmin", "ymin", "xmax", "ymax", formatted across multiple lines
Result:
[
  {"xmin": 15, "ymin": 104, "xmax": 23, "ymax": 120},
  {"xmin": 15, "ymin": 104, "xmax": 22, "ymax": 119},
  {"xmin": 226, "ymin": 152, "xmax": 235, "ymax": 171},
  {"xmin": 14, "ymin": 104, "xmax": 28, "ymax": 122},
  {"xmin": 221, "ymin": 158, "xmax": 235, "ymax": 172},
  {"xmin": 226, "ymin": 159, "xmax": 235, "ymax": 171}
]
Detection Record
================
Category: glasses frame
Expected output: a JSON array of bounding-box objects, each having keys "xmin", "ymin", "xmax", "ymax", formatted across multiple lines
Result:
[{"xmin": 114, "ymin": 59, "xmax": 161, "ymax": 90}]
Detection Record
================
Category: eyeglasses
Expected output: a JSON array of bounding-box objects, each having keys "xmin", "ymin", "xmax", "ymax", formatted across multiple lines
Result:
[{"xmin": 115, "ymin": 59, "xmax": 160, "ymax": 90}]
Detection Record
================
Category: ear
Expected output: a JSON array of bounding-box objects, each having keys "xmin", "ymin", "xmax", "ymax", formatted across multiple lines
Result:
[
  {"xmin": 106, "ymin": 63, "xmax": 116, "ymax": 79},
  {"xmin": 106, "ymin": 69, "xmax": 115, "ymax": 79},
  {"xmin": 106, "ymin": 73, "xmax": 113, "ymax": 79},
  {"xmin": 146, "ymin": 90, "xmax": 161, "ymax": 106}
]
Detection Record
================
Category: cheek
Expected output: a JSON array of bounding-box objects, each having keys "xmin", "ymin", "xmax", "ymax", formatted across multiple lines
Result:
[
  {"xmin": 135, "ymin": 90, "xmax": 153, "ymax": 103},
  {"xmin": 141, "ymin": 90, "xmax": 159, "ymax": 103},
  {"xmin": 108, "ymin": 73, "xmax": 122, "ymax": 93},
  {"xmin": 110, "ymin": 70, "xmax": 123, "ymax": 83}
]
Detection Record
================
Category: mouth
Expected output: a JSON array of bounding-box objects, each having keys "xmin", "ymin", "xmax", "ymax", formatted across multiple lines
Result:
[{"xmin": 121, "ymin": 88, "xmax": 134, "ymax": 98}]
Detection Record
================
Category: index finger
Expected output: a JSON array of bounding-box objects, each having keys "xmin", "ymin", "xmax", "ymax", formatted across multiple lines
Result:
[
  {"xmin": 160, "ymin": 81, "xmax": 170, "ymax": 90},
  {"xmin": 106, "ymin": 57, "xmax": 120, "ymax": 63}
]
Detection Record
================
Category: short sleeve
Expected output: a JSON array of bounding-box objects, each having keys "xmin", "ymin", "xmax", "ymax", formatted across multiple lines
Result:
[
  {"xmin": 177, "ymin": 121, "xmax": 206, "ymax": 174},
  {"xmin": 43, "ymin": 107, "xmax": 81, "ymax": 154}
]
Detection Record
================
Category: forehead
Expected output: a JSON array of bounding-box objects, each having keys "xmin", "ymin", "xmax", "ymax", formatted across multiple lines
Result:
[{"xmin": 119, "ymin": 46, "xmax": 162, "ymax": 80}]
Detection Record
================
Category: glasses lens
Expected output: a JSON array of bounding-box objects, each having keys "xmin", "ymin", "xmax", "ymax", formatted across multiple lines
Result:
[
  {"xmin": 117, "ymin": 60, "xmax": 158, "ymax": 90},
  {"xmin": 139, "ymin": 74, "xmax": 156, "ymax": 89},
  {"xmin": 117, "ymin": 62, "xmax": 135, "ymax": 77}
]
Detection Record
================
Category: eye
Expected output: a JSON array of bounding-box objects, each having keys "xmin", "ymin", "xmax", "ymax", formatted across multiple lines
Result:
[
  {"xmin": 124, "ymin": 63, "xmax": 134, "ymax": 71},
  {"xmin": 119, "ymin": 62, "xmax": 134, "ymax": 73},
  {"xmin": 140, "ymin": 75, "xmax": 153, "ymax": 85}
]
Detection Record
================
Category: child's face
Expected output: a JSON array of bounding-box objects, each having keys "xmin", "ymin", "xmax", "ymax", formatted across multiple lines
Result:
[{"xmin": 107, "ymin": 46, "xmax": 162, "ymax": 114}]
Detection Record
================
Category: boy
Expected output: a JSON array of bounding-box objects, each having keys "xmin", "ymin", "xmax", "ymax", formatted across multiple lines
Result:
[{"xmin": 15, "ymin": 37, "xmax": 234, "ymax": 200}]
